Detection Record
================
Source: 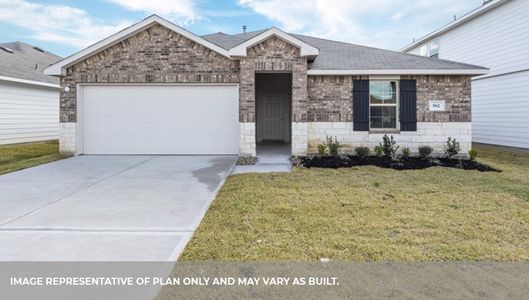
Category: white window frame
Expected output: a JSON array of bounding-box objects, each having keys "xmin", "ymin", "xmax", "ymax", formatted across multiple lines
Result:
[
  {"xmin": 419, "ymin": 44, "xmax": 428, "ymax": 57},
  {"xmin": 369, "ymin": 80, "xmax": 400, "ymax": 131},
  {"xmin": 429, "ymin": 39, "xmax": 440, "ymax": 58}
]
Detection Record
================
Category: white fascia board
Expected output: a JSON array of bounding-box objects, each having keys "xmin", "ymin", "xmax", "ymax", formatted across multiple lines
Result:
[
  {"xmin": 0, "ymin": 75, "xmax": 60, "ymax": 88},
  {"xmin": 307, "ymin": 69, "xmax": 489, "ymax": 76},
  {"xmin": 44, "ymin": 15, "xmax": 230, "ymax": 76},
  {"xmin": 228, "ymin": 27, "xmax": 319, "ymax": 57},
  {"xmin": 400, "ymin": 0, "xmax": 510, "ymax": 52}
]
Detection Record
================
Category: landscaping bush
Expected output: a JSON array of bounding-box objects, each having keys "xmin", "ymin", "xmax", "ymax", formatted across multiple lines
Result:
[
  {"xmin": 317, "ymin": 143, "xmax": 327, "ymax": 156},
  {"xmin": 444, "ymin": 137, "xmax": 461, "ymax": 158},
  {"xmin": 326, "ymin": 135, "xmax": 341, "ymax": 157},
  {"xmin": 379, "ymin": 135, "xmax": 399, "ymax": 158},
  {"xmin": 469, "ymin": 149, "xmax": 478, "ymax": 161},
  {"xmin": 418, "ymin": 146, "xmax": 433, "ymax": 158},
  {"xmin": 401, "ymin": 147, "xmax": 411, "ymax": 159},
  {"xmin": 374, "ymin": 145, "xmax": 383, "ymax": 158},
  {"xmin": 354, "ymin": 146, "xmax": 370, "ymax": 159}
]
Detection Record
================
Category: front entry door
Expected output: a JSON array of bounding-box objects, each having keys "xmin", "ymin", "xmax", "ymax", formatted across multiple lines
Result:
[{"xmin": 261, "ymin": 92, "xmax": 289, "ymax": 141}]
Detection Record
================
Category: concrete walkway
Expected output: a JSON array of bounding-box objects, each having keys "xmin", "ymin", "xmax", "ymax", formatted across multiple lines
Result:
[
  {"xmin": 232, "ymin": 143, "xmax": 292, "ymax": 174},
  {"xmin": 0, "ymin": 155, "xmax": 236, "ymax": 261}
]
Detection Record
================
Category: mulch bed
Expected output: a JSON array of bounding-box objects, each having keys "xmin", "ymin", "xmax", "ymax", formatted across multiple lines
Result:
[
  {"xmin": 295, "ymin": 156, "xmax": 501, "ymax": 172},
  {"xmin": 237, "ymin": 156, "xmax": 257, "ymax": 166}
]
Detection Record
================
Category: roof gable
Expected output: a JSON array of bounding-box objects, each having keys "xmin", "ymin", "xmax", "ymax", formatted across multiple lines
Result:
[
  {"xmin": 228, "ymin": 28, "xmax": 319, "ymax": 58},
  {"xmin": 45, "ymin": 15, "xmax": 230, "ymax": 76}
]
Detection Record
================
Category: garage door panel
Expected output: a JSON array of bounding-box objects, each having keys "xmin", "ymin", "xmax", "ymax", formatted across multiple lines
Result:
[{"xmin": 82, "ymin": 85, "xmax": 239, "ymax": 154}]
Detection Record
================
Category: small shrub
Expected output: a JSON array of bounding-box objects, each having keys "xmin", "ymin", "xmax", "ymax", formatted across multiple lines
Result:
[
  {"xmin": 374, "ymin": 145, "xmax": 383, "ymax": 158},
  {"xmin": 326, "ymin": 135, "xmax": 341, "ymax": 157},
  {"xmin": 317, "ymin": 143, "xmax": 327, "ymax": 156},
  {"xmin": 418, "ymin": 146, "xmax": 433, "ymax": 159},
  {"xmin": 354, "ymin": 146, "xmax": 370, "ymax": 159},
  {"xmin": 469, "ymin": 149, "xmax": 478, "ymax": 161},
  {"xmin": 401, "ymin": 147, "xmax": 411, "ymax": 159},
  {"xmin": 379, "ymin": 135, "xmax": 399, "ymax": 158},
  {"xmin": 444, "ymin": 137, "xmax": 461, "ymax": 158}
]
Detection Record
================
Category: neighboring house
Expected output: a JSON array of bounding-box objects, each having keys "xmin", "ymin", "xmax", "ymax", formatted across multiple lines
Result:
[
  {"xmin": 45, "ymin": 15, "xmax": 487, "ymax": 157},
  {"xmin": 401, "ymin": 0, "xmax": 529, "ymax": 149},
  {"xmin": 0, "ymin": 42, "xmax": 61, "ymax": 145}
]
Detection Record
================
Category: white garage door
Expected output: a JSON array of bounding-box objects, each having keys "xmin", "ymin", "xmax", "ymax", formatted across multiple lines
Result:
[{"xmin": 81, "ymin": 85, "xmax": 239, "ymax": 154}]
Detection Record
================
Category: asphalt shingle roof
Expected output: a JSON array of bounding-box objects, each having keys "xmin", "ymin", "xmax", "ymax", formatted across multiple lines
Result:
[
  {"xmin": 202, "ymin": 30, "xmax": 486, "ymax": 71},
  {"xmin": 0, "ymin": 42, "xmax": 62, "ymax": 84}
]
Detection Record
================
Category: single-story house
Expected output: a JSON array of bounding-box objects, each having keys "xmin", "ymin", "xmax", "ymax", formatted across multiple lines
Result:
[
  {"xmin": 0, "ymin": 42, "xmax": 61, "ymax": 145},
  {"xmin": 45, "ymin": 15, "xmax": 488, "ymax": 157}
]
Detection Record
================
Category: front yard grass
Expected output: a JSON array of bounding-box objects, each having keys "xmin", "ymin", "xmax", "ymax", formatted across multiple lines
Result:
[
  {"xmin": 0, "ymin": 140, "xmax": 65, "ymax": 175},
  {"xmin": 181, "ymin": 144, "xmax": 529, "ymax": 261}
]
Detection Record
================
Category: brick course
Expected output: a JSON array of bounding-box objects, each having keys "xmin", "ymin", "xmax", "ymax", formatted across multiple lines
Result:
[
  {"xmin": 60, "ymin": 24, "xmax": 239, "ymax": 122},
  {"xmin": 57, "ymin": 24, "xmax": 472, "ymax": 156},
  {"xmin": 307, "ymin": 75, "xmax": 471, "ymax": 123},
  {"xmin": 409, "ymin": 75, "xmax": 471, "ymax": 122},
  {"xmin": 239, "ymin": 36, "xmax": 307, "ymax": 122}
]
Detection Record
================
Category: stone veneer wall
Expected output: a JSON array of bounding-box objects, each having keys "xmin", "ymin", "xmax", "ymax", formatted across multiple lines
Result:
[
  {"xmin": 307, "ymin": 122, "xmax": 472, "ymax": 156},
  {"xmin": 305, "ymin": 75, "xmax": 473, "ymax": 156}
]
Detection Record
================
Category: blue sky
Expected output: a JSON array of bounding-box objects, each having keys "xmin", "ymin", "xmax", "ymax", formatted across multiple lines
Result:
[{"xmin": 0, "ymin": 0, "xmax": 483, "ymax": 57}]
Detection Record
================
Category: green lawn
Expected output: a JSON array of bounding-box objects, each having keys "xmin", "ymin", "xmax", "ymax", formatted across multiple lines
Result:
[
  {"xmin": 0, "ymin": 140, "xmax": 65, "ymax": 175},
  {"xmin": 181, "ymin": 144, "xmax": 529, "ymax": 261}
]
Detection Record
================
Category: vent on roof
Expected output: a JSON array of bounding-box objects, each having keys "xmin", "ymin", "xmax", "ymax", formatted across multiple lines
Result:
[
  {"xmin": 33, "ymin": 46, "xmax": 45, "ymax": 53},
  {"xmin": 0, "ymin": 46, "xmax": 14, "ymax": 53}
]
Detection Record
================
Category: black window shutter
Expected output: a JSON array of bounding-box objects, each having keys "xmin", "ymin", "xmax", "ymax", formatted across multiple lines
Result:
[
  {"xmin": 353, "ymin": 80, "xmax": 370, "ymax": 131},
  {"xmin": 400, "ymin": 79, "xmax": 417, "ymax": 131}
]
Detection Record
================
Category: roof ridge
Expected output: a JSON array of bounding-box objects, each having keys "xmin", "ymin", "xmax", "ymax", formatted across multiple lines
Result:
[{"xmin": 231, "ymin": 28, "xmax": 269, "ymax": 37}]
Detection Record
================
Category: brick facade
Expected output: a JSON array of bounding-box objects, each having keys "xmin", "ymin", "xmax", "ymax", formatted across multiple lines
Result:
[
  {"xmin": 60, "ymin": 24, "xmax": 239, "ymax": 122},
  {"xmin": 307, "ymin": 75, "xmax": 471, "ymax": 123},
  {"xmin": 239, "ymin": 36, "xmax": 307, "ymax": 123},
  {"xmin": 57, "ymin": 23, "xmax": 472, "ymax": 156},
  {"xmin": 410, "ymin": 75, "xmax": 471, "ymax": 122}
]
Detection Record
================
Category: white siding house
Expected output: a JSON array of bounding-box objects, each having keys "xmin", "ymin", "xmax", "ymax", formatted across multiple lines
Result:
[
  {"xmin": 0, "ymin": 42, "xmax": 61, "ymax": 145},
  {"xmin": 401, "ymin": 0, "xmax": 529, "ymax": 149}
]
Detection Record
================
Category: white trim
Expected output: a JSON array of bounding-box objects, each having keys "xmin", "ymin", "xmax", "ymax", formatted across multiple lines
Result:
[
  {"xmin": 0, "ymin": 75, "xmax": 59, "ymax": 88},
  {"xmin": 45, "ymin": 15, "xmax": 231, "ymax": 76},
  {"xmin": 369, "ymin": 75, "xmax": 401, "ymax": 80},
  {"xmin": 307, "ymin": 69, "xmax": 488, "ymax": 75},
  {"xmin": 228, "ymin": 27, "xmax": 319, "ymax": 57},
  {"xmin": 369, "ymin": 80, "xmax": 400, "ymax": 131},
  {"xmin": 400, "ymin": 0, "xmax": 510, "ymax": 52}
]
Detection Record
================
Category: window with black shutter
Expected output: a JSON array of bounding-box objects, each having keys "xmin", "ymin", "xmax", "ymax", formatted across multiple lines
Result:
[
  {"xmin": 399, "ymin": 79, "xmax": 417, "ymax": 131},
  {"xmin": 353, "ymin": 80, "xmax": 369, "ymax": 131}
]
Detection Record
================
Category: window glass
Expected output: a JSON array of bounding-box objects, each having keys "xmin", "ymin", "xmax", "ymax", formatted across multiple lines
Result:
[
  {"xmin": 369, "ymin": 81, "xmax": 396, "ymax": 104},
  {"xmin": 419, "ymin": 44, "xmax": 428, "ymax": 56},
  {"xmin": 370, "ymin": 107, "xmax": 397, "ymax": 129},
  {"xmin": 429, "ymin": 39, "xmax": 439, "ymax": 58},
  {"xmin": 369, "ymin": 81, "xmax": 398, "ymax": 129}
]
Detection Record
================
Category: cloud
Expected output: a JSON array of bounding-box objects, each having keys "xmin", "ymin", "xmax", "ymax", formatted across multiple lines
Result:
[
  {"xmin": 237, "ymin": 0, "xmax": 483, "ymax": 50},
  {"xmin": 107, "ymin": 0, "xmax": 198, "ymax": 25},
  {"xmin": 0, "ymin": 0, "xmax": 132, "ymax": 48}
]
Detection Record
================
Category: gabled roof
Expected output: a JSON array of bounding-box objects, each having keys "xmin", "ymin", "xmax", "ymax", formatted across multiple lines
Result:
[
  {"xmin": 0, "ymin": 42, "xmax": 61, "ymax": 87},
  {"xmin": 46, "ymin": 15, "xmax": 488, "ymax": 77},
  {"xmin": 228, "ymin": 27, "xmax": 319, "ymax": 58},
  {"xmin": 203, "ymin": 32, "xmax": 488, "ymax": 75},
  {"xmin": 44, "ymin": 15, "xmax": 230, "ymax": 76},
  {"xmin": 401, "ymin": 0, "xmax": 510, "ymax": 52}
]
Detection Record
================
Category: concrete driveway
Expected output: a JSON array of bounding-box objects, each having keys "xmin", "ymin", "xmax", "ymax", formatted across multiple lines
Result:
[{"xmin": 0, "ymin": 155, "xmax": 236, "ymax": 261}]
